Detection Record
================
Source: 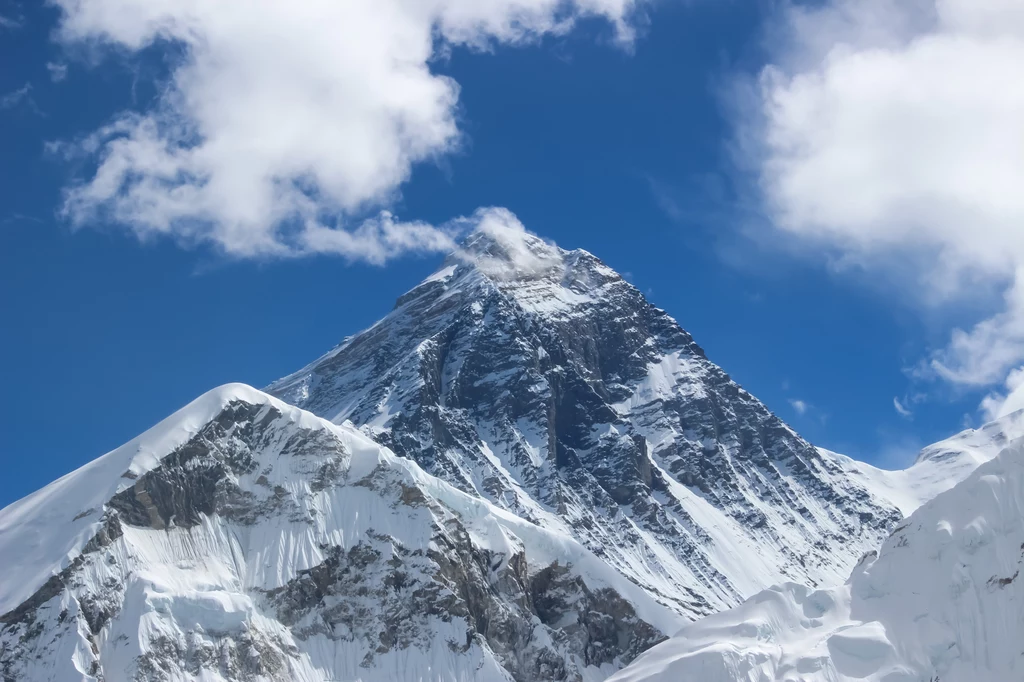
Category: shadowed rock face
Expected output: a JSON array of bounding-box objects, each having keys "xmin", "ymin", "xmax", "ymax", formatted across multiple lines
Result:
[
  {"xmin": 1, "ymin": 396, "xmax": 669, "ymax": 682},
  {"xmin": 269, "ymin": 231, "xmax": 902, "ymax": 617}
]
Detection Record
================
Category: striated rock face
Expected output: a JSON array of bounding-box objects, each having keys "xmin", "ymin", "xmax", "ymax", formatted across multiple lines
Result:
[
  {"xmin": 268, "ymin": 226, "xmax": 903, "ymax": 617},
  {"xmin": 0, "ymin": 386, "xmax": 675, "ymax": 682}
]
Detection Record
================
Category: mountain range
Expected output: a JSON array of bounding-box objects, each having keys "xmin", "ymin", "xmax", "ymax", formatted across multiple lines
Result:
[{"xmin": 2, "ymin": 222, "xmax": 1020, "ymax": 682}]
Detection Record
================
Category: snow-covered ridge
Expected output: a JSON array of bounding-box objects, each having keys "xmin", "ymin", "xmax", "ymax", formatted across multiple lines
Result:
[
  {"xmin": 0, "ymin": 383, "xmax": 270, "ymax": 617},
  {"xmin": 1, "ymin": 383, "xmax": 679, "ymax": 681},
  {"xmin": 608, "ymin": 437, "xmax": 1024, "ymax": 682},
  {"xmin": 828, "ymin": 408, "xmax": 1024, "ymax": 518}
]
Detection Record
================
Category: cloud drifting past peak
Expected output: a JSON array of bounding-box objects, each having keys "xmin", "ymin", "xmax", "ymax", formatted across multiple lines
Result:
[
  {"xmin": 739, "ymin": 0, "xmax": 1024, "ymax": 413},
  {"xmin": 453, "ymin": 206, "xmax": 566, "ymax": 280},
  {"xmin": 52, "ymin": 0, "xmax": 641, "ymax": 261}
]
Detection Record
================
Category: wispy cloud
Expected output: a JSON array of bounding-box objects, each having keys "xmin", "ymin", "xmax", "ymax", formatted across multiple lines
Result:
[
  {"xmin": 51, "ymin": 0, "xmax": 647, "ymax": 263},
  {"xmin": 0, "ymin": 13, "xmax": 21, "ymax": 30},
  {"xmin": 789, "ymin": 398, "xmax": 808, "ymax": 415},
  {"xmin": 893, "ymin": 397, "xmax": 912, "ymax": 419},
  {"xmin": 980, "ymin": 367, "xmax": 1024, "ymax": 422},
  {"xmin": 0, "ymin": 83, "xmax": 32, "ymax": 110},
  {"xmin": 874, "ymin": 434, "xmax": 926, "ymax": 470},
  {"xmin": 46, "ymin": 62, "xmax": 68, "ymax": 83}
]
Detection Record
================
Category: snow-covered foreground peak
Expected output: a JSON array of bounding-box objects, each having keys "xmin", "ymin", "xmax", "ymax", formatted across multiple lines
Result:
[
  {"xmin": 0, "ymin": 384, "xmax": 678, "ymax": 682},
  {"xmin": 609, "ymin": 437, "xmax": 1024, "ymax": 682},
  {"xmin": 0, "ymin": 383, "xmax": 282, "ymax": 617}
]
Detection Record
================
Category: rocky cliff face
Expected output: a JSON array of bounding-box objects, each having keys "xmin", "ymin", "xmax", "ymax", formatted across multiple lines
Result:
[
  {"xmin": 0, "ymin": 386, "xmax": 676, "ymax": 682},
  {"xmin": 269, "ymin": 223, "xmax": 903, "ymax": 616}
]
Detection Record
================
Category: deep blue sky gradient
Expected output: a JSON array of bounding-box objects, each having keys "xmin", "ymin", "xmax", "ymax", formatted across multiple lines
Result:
[{"xmin": 0, "ymin": 1, "xmax": 981, "ymax": 507}]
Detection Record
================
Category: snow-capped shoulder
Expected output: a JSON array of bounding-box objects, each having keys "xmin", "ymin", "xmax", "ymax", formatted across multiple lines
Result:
[
  {"xmin": 0, "ymin": 383, "xmax": 319, "ymax": 616},
  {"xmin": 829, "ymin": 409, "xmax": 1024, "ymax": 517},
  {"xmin": 915, "ymin": 408, "xmax": 1024, "ymax": 465},
  {"xmin": 1, "ymin": 378, "xmax": 679, "ymax": 682}
]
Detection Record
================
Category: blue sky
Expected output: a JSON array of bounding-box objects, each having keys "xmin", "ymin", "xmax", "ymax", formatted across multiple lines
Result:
[{"xmin": 3, "ymin": 0, "xmax": 1023, "ymax": 508}]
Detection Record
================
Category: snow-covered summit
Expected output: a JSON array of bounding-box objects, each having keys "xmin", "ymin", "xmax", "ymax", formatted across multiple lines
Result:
[
  {"xmin": 608, "ymin": 436, "xmax": 1024, "ymax": 682},
  {"xmin": 0, "ymin": 383, "xmax": 272, "ymax": 618},
  {"xmin": 915, "ymin": 408, "xmax": 1024, "ymax": 466},
  {"xmin": 268, "ymin": 226, "xmax": 906, "ymax": 618},
  {"xmin": 446, "ymin": 209, "xmax": 570, "ymax": 282}
]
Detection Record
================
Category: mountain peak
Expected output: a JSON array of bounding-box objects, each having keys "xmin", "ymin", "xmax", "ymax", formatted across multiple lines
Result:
[{"xmin": 445, "ymin": 207, "xmax": 567, "ymax": 282}]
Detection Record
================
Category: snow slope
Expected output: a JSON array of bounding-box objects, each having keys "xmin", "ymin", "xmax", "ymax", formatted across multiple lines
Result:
[
  {"xmin": 0, "ymin": 384, "xmax": 677, "ymax": 682},
  {"xmin": 607, "ymin": 437, "xmax": 1024, "ymax": 682}
]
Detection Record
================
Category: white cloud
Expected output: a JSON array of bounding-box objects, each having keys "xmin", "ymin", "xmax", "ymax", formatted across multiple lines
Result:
[
  {"xmin": 52, "ymin": 0, "xmax": 642, "ymax": 262},
  {"xmin": 789, "ymin": 398, "xmax": 808, "ymax": 415},
  {"xmin": 893, "ymin": 397, "xmax": 912, "ymax": 419},
  {"xmin": 739, "ymin": 0, "xmax": 1024, "ymax": 408}
]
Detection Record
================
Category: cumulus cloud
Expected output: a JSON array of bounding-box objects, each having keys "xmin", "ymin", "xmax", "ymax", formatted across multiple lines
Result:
[
  {"xmin": 52, "ymin": 0, "xmax": 642, "ymax": 262},
  {"xmin": 739, "ymin": 0, "xmax": 1024, "ymax": 410}
]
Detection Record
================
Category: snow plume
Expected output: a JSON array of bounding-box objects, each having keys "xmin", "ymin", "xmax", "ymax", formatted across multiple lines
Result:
[
  {"xmin": 981, "ymin": 366, "xmax": 1024, "ymax": 422},
  {"xmin": 736, "ymin": 0, "xmax": 1024, "ymax": 413},
  {"xmin": 453, "ymin": 207, "xmax": 566, "ymax": 280},
  {"xmin": 51, "ymin": 0, "xmax": 643, "ymax": 262}
]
